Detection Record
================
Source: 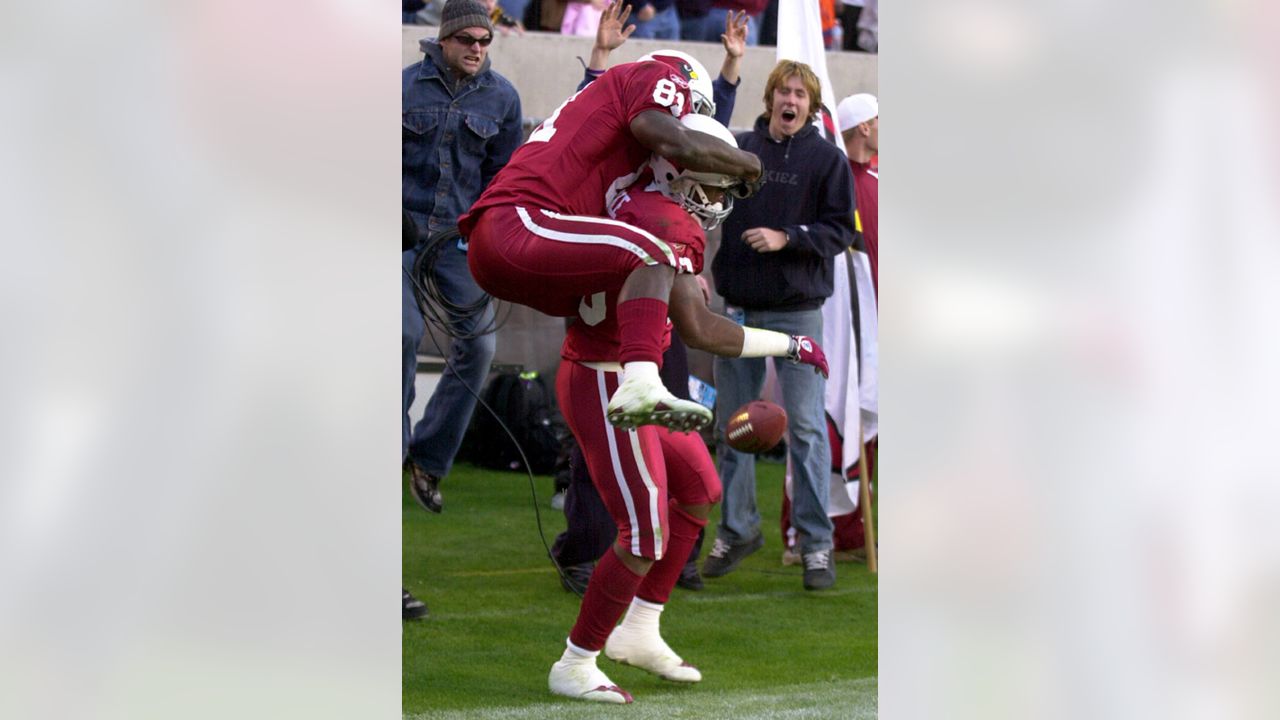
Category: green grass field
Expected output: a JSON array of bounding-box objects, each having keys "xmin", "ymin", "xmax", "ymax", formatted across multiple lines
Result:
[{"xmin": 403, "ymin": 459, "xmax": 877, "ymax": 719}]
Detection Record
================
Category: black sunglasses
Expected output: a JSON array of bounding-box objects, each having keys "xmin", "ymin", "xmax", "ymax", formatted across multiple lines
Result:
[{"xmin": 451, "ymin": 33, "xmax": 493, "ymax": 47}]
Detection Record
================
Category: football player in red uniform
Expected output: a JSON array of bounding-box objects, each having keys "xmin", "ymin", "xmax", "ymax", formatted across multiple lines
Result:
[
  {"xmin": 459, "ymin": 49, "xmax": 762, "ymax": 435},
  {"xmin": 546, "ymin": 114, "xmax": 828, "ymax": 704}
]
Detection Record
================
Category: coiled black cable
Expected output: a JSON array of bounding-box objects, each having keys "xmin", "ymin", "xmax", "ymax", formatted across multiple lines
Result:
[{"xmin": 404, "ymin": 227, "xmax": 583, "ymax": 598}]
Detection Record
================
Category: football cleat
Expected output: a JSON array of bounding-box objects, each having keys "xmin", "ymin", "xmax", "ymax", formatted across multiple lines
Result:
[
  {"xmin": 606, "ymin": 375, "xmax": 712, "ymax": 432},
  {"xmin": 604, "ymin": 623, "xmax": 702, "ymax": 683},
  {"xmin": 548, "ymin": 650, "xmax": 634, "ymax": 704}
]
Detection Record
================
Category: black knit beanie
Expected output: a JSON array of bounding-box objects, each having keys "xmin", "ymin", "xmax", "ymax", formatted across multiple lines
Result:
[{"xmin": 439, "ymin": 0, "xmax": 493, "ymax": 39}]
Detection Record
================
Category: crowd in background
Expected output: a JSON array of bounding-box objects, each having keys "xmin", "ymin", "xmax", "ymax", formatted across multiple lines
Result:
[{"xmin": 404, "ymin": 0, "xmax": 878, "ymax": 52}]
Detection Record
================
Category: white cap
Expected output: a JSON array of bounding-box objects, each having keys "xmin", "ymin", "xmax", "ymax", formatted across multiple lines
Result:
[{"xmin": 837, "ymin": 93, "xmax": 878, "ymax": 130}]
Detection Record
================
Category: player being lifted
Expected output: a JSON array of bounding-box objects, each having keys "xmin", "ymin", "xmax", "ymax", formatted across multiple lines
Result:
[
  {"xmin": 546, "ymin": 112, "xmax": 829, "ymax": 704},
  {"xmin": 458, "ymin": 43, "xmax": 761, "ymax": 434}
]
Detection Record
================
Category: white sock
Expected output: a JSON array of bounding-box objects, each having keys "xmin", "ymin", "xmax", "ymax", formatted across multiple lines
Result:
[
  {"xmin": 620, "ymin": 361, "xmax": 661, "ymax": 386},
  {"xmin": 620, "ymin": 597, "xmax": 664, "ymax": 631},
  {"xmin": 564, "ymin": 638, "xmax": 599, "ymax": 660}
]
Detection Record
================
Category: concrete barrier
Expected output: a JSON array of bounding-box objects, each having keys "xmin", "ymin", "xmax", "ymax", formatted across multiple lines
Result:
[{"xmin": 403, "ymin": 28, "xmax": 878, "ymax": 130}]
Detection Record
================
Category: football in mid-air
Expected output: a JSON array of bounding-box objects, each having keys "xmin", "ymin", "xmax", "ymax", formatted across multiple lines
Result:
[{"xmin": 725, "ymin": 400, "xmax": 787, "ymax": 453}]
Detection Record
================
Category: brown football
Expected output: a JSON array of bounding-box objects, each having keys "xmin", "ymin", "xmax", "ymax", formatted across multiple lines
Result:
[{"xmin": 725, "ymin": 400, "xmax": 788, "ymax": 453}]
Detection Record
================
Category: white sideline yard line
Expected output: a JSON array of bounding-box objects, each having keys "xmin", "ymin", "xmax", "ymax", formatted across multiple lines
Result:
[
  {"xmin": 439, "ymin": 567, "xmax": 875, "ymax": 591},
  {"xmin": 445, "ymin": 567, "xmax": 557, "ymax": 577},
  {"xmin": 405, "ymin": 676, "xmax": 877, "ymax": 720},
  {"xmin": 681, "ymin": 586, "xmax": 876, "ymax": 604},
  {"xmin": 429, "ymin": 586, "xmax": 875, "ymax": 621}
]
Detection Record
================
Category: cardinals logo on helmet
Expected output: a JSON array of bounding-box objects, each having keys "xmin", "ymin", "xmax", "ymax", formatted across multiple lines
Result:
[{"xmin": 639, "ymin": 50, "xmax": 715, "ymax": 116}]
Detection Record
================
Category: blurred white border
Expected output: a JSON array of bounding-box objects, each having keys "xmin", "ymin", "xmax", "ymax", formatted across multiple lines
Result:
[
  {"xmin": 1, "ymin": 4, "xmax": 400, "ymax": 719},
  {"xmin": 885, "ymin": 1, "xmax": 1280, "ymax": 718}
]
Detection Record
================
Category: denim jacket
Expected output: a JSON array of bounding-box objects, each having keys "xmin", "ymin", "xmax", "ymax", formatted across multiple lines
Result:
[{"xmin": 403, "ymin": 40, "xmax": 523, "ymax": 241}]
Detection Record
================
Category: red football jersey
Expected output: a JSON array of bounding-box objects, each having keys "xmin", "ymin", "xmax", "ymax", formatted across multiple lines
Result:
[
  {"xmin": 850, "ymin": 160, "xmax": 878, "ymax": 295},
  {"xmin": 562, "ymin": 185, "xmax": 706, "ymax": 364},
  {"xmin": 461, "ymin": 61, "xmax": 694, "ymax": 230}
]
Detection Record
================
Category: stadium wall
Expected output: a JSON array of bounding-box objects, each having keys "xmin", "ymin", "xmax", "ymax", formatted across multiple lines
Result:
[{"xmin": 403, "ymin": 27, "xmax": 878, "ymax": 131}]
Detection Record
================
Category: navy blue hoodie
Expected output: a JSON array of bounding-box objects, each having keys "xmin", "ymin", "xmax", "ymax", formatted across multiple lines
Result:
[{"xmin": 712, "ymin": 116, "xmax": 856, "ymax": 311}]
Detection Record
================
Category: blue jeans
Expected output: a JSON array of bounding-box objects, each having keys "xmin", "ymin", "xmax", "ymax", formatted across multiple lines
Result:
[
  {"xmin": 701, "ymin": 8, "xmax": 760, "ymax": 45},
  {"xmin": 631, "ymin": 6, "xmax": 681, "ymax": 40},
  {"xmin": 402, "ymin": 240, "xmax": 496, "ymax": 476},
  {"xmin": 713, "ymin": 307, "xmax": 832, "ymax": 554}
]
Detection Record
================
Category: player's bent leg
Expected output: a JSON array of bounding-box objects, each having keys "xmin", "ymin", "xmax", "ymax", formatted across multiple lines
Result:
[
  {"xmin": 555, "ymin": 544, "xmax": 653, "ymax": 702},
  {"xmin": 607, "ymin": 504, "xmax": 707, "ymax": 683},
  {"xmin": 608, "ymin": 265, "xmax": 713, "ymax": 432},
  {"xmin": 549, "ymin": 640, "xmax": 634, "ymax": 704},
  {"xmin": 612, "ymin": 541, "xmax": 656, "ymax": 576}
]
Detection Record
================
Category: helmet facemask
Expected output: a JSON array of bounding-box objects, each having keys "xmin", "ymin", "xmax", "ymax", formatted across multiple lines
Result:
[
  {"xmin": 649, "ymin": 160, "xmax": 735, "ymax": 231},
  {"xmin": 647, "ymin": 114, "xmax": 741, "ymax": 231},
  {"xmin": 691, "ymin": 90, "xmax": 715, "ymax": 117},
  {"xmin": 673, "ymin": 177, "xmax": 733, "ymax": 230}
]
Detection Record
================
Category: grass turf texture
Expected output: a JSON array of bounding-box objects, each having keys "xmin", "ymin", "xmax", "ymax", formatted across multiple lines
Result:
[{"xmin": 403, "ymin": 459, "xmax": 877, "ymax": 719}]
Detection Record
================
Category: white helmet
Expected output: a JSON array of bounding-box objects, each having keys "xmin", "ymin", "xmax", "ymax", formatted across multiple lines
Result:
[
  {"xmin": 637, "ymin": 49, "xmax": 716, "ymax": 117},
  {"xmin": 649, "ymin": 114, "xmax": 743, "ymax": 230}
]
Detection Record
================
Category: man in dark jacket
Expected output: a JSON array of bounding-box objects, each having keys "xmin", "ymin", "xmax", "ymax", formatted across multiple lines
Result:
[{"xmin": 703, "ymin": 60, "xmax": 856, "ymax": 591}]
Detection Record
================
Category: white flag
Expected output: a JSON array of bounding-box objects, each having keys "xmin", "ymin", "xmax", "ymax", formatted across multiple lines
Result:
[
  {"xmin": 778, "ymin": 0, "xmax": 879, "ymax": 508},
  {"xmin": 776, "ymin": 0, "xmax": 843, "ymax": 149}
]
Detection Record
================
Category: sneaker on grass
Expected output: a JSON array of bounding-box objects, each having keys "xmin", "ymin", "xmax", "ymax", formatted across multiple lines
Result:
[
  {"xmin": 559, "ymin": 561, "xmax": 594, "ymax": 594},
  {"xmin": 787, "ymin": 546, "xmax": 866, "ymax": 565},
  {"xmin": 701, "ymin": 532, "xmax": 764, "ymax": 578},
  {"xmin": 402, "ymin": 587, "xmax": 429, "ymax": 620},
  {"xmin": 802, "ymin": 549, "xmax": 836, "ymax": 591},
  {"xmin": 675, "ymin": 560, "xmax": 704, "ymax": 591}
]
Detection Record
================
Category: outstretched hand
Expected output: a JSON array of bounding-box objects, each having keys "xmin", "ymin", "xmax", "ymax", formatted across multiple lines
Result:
[
  {"xmin": 789, "ymin": 335, "xmax": 829, "ymax": 378},
  {"xmin": 721, "ymin": 10, "xmax": 748, "ymax": 58},
  {"xmin": 596, "ymin": 1, "xmax": 636, "ymax": 52}
]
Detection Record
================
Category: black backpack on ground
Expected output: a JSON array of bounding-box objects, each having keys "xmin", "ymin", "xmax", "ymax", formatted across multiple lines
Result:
[{"xmin": 463, "ymin": 370, "xmax": 564, "ymax": 474}]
